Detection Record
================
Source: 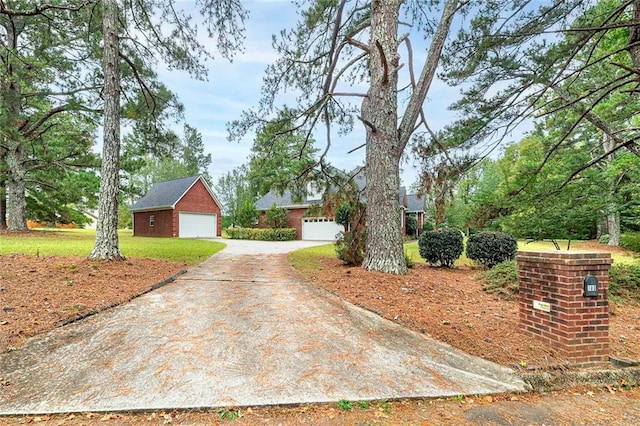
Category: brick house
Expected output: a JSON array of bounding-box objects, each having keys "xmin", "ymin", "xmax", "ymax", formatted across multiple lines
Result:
[
  {"xmin": 255, "ymin": 172, "xmax": 412, "ymax": 240},
  {"xmin": 405, "ymin": 194, "xmax": 426, "ymax": 236},
  {"xmin": 131, "ymin": 175, "xmax": 222, "ymax": 238}
]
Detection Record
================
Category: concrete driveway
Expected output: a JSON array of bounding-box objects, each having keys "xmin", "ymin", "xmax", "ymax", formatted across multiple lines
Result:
[{"xmin": 0, "ymin": 240, "xmax": 525, "ymax": 414}]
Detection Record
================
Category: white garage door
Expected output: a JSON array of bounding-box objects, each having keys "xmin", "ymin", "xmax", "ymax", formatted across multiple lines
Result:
[
  {"xmin": 178, "ymin": 212, "xmax": 217, "ymax": 238},
  {"xmin": 302, "ymin": 217, "xmax": 343, "ymax": 241}
]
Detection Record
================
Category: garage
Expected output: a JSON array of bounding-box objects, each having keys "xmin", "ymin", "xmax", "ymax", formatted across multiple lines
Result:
[
  {"xmin": 179, "ymin": 212, "xmax": 217, "ymax": 238},
  {"xmin": 301, "ymin": 217, "xmax": 343, "ymax": 241},
  {"xmin": 131, "ymin": 175, "xmax": 222, "ymax": 238}
]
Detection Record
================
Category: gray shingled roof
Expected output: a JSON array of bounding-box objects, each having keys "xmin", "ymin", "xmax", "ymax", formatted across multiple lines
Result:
[
  {"xmin": 406, "ymin": 194, "xmax": 425, "ymax": 212},
  {"xmin": 131, "ymin": 175, "xmax": 202, "ymax": 212},
  {"xmin": 255, "ymin": 190, "xmax": 299, "ymax": 210},
  {"xmin": 399, "ymin": 186, "xmax": 406, "ymax": 206},
  {"xmin": 255, "ymin": 170, "xmax": 410, "ymax": 211}
]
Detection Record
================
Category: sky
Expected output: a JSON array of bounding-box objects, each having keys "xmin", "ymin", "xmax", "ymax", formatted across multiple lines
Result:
[{"xmin": 154, "ymin": 0, "xmax": 519, "ymax": 189}]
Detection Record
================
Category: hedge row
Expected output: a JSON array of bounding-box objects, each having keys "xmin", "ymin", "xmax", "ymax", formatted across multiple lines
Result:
[{"xmin": 225, "ymin": 227, "xmax": 297, "ymax": 241}]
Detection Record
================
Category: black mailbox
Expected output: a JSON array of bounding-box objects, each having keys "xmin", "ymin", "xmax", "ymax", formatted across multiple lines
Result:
[{"xmin": 583, "ymin": 274, "xmax": 599, "ymax": 297}]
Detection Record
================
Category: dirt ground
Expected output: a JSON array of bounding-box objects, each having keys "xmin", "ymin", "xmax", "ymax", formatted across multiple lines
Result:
[
  {"xmin": 0, "ymin": 387, "xmax": 638, "ymax": 426},
  {"xmin": 0, "ymin": 254, "xmax": 185, "ymax": 353},
  {"xmin": 1, "ymin": 242, "xmax": 639, "ymax": 425},
  {"xmin": 305, "ymin": 258, "xmax": 640, "ymax": 369}
]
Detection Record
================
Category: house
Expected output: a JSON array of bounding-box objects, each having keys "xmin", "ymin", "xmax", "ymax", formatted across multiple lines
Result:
[
  {"xmin": 255, "ymin": 171, "xmax": 413, "ymax": 240},
  {"xmin": 405, "ymin": 194, "xmax": 426, "ymax": 236},
  {"xmin": 255, "ymin": 185, "xmax": 345, "ymax": 241},
  {"xmin": 130, "ymin": 175, "xmax": 222, "ymax": 238}
]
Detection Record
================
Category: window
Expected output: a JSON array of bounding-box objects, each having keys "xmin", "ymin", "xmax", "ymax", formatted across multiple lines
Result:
[{"xmin": 149, "ymin": 215, "xmax": 155, "ymax": 227}]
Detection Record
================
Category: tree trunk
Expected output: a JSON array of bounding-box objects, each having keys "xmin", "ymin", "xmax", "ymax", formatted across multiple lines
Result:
[
  {"xmin": 1, "ymin": 16, "xmax": 28, "ymax": 231},
  {"xmin": 629, "ymin": 0, "xmax": 640, "ymax": 70},
  {"xmin": 5, "ymin": 143, "xmax": 27, "ymax": 231},
  {"xmin": 90, "ymin": 0, "xmax": 124, "ymax": 260},
  {"xmin": 607, "ymin": 211, "xmax": 620, "ymax": 246},
  {"xmin": 361, "ymin": 0, "xmax": 406, "ymax": 275},
  {"xmin": 602, "ymin": 134, "xmax": 621, "ymax": 247},
  {"xmin": 0, "ymin": 177, "xmax": 6, "ymax": 229}
]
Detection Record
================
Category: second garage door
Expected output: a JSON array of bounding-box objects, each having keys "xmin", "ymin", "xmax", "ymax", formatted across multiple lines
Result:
[
  {"xmin": 178, "ymin": 212, "xmax": 217, "ymax": 238},
  {"xmin": 302, "ymin": 217, "xmax": 343, "ymax": 241}
]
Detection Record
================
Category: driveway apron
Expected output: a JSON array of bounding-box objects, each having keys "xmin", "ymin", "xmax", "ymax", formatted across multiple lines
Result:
[{"xmin": 0, "ymin": 241, "xmax": 525, "ymax": 414}]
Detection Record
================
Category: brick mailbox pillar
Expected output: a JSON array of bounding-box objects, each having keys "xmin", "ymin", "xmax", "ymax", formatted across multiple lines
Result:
[{"xmin": 517, "ymin": 251, "xmax": 612, "ymax": 367}]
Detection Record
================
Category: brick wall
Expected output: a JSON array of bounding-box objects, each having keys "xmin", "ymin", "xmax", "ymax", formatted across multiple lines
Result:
[
  {"xmin": 286, "ymin": 208, "xmax": 307, "ymax": 239},
  {"xmin": 256, "ymin": 207, "xmax": 307, "ymax": 239},
  {"xmin": 174, "ymin": 179, "xmax": 222, "ymax": 237},
  {"xmin": 133, "ymin": 209, "xmax": 173, "ymax": 237},
  {"xmin": 517, "ymin": 251, "xmax": 612, "ymax": 367}
]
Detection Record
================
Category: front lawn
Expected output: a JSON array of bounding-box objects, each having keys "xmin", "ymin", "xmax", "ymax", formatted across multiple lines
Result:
[{"xmin": 0, "ymin": 228, "xmax": 225, "ymax": 265}]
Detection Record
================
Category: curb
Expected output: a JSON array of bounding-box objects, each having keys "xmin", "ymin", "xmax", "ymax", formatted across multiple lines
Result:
[
  {"xmin": 55, "ymin": 269, "xmax": 188, "ymax": 328},
  {"xmin": 521, "ymin": 366, "xmax": 640, "ymax": 392}
]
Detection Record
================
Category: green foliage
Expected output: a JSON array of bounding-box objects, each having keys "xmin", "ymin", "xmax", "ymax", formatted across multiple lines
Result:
[
  {"xmin": 221, "ymin": 216, "xmax": 233, "ymax": 229},
  {"xmin": 336, "ymin": 400, "xmax": 354, "ymax": 412},
  {"xmin": 303, "ymin": 203, "xmax": 326, "ymax": 217},
  {"xmin": 405, "ymin": 214, "xmax": 418, "ymax": 238},
  {"xmin": 214, "ymin": 165, "xmax": 256, "ymax": 227},
  {"xmin": 121, "ymin": 125, "xmax": 213, "ymax": 206},
  {"xmin": 404, "ymin": 250, "xmax": 415, "ymax": 269},
  {"xmin": 118, "ymin": 204, "xmax": 132, "ymax": 229},
  {"xmin": 225, "ymin": 227, "xmax": 296, "ymax": 241},
  {"xmin": 335, "ymin": 230, "xmax": 365, "ymax": 266},
  {"xmin": 418, "ymin": 229, "xmax": 463, "ymax": 268},
  {"xmin": 236, "ymin": 202, "xmax": 259, "ymax": 228},
  {"xmin": 466, "ymin": 231, "xmax": 518, "ymax": 268},
  {"xmin": 335, "ymin": 203, "xmax": 351, "ymax": 229},
  {"xmin": 247, "ymin": 108, "xmax": 318, "ymax": 200},
  {"xmin": 357, "ymin": 401, "xmax": 370, "ymax": 410},
  {"xmin": 599, "ymin": 234, "xmax": 610, "ymax": 244},
  {"xmin": 265, "ymin": 203, "xmax": 289, "ymax": 228},
  {"xmin": 621, "ymin": 232, "xmax": 640, "ymax": 253},
  {"xmin": 422, "ymin": 220, "xmax": 434, "ymax": 232},
  {"xmin": 477, "ymin": 260, "xmax": 520, "ymax": 300},
  {"xmin": 217, "ymin": 408, "xmax": 241, "ymax": 420},
  {"xmin": 609, "ymin": 263, "xmax": 640, "ymax": 301}
]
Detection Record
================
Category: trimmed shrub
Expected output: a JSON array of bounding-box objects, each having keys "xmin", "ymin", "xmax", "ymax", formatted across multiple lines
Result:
[
  {"xmin": 621, "ymin": 232, "xmax": 640, "ymax": 253},
  {"xmin": 335, "ymin": 230, "xmax": 365, "ymax": 266},
  {"xmin": 225, "ymin": 227, "xmax": 296, "ymax": 241},
  {"xmin": 466, "ymin": 231, "xmax": 518, "ymax": 268},
  {"xmin": 418, "ymin": 228, "xmax": 463, "ymax": 268},
  {"xmin": 609, "ymin": 263, "xmax": 640, "ymax": 301},
  {"xmin": 477, "ymin": 260, "xmax": 519, "ymax": 300}
]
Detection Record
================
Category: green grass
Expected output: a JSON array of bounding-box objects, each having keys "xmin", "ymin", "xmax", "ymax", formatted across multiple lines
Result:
[
  {"xmin": 288, "ymin": 243, "xmax": 335, "ymax": 274},
  {"xmin": 518, "ymin": 240, "xmax": 638, "ymax": 265},
  {"xmin": 288, "ymin": 238, "xmax": 638, "ymax": 270},
  {"xmin": 0, "ymin": 228, "xmax": 225, "ymax": 265}
]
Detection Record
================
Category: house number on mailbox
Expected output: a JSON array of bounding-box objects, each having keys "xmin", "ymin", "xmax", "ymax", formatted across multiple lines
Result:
[{"xmin": 583, "ymin": 275, "xmax": 599, "ymax": 297}]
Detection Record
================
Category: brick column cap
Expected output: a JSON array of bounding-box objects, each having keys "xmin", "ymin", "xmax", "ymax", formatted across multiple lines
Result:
[{"xmin": 517, "ymin": 250, "xmax": 612, "ymax": 265}]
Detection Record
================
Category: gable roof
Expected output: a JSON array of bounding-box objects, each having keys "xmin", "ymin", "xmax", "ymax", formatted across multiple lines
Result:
[
  {"xmin": 406, "ymin": 194, "xmax": 425, "ymax": 212},
  {"xmin": 399, "ymin": 186, "xmax": 406, "ymax": 208},
  {"xmin": 255, "ymin": 190, "xmax": 309, "ymax": 210},
  {"xmin": 131, "ymin": 175, "xmax": 219, "ymax": 212},
  {"xmin": 255, "ymin": 171, "xmax": 407, "ymax": 211}
]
